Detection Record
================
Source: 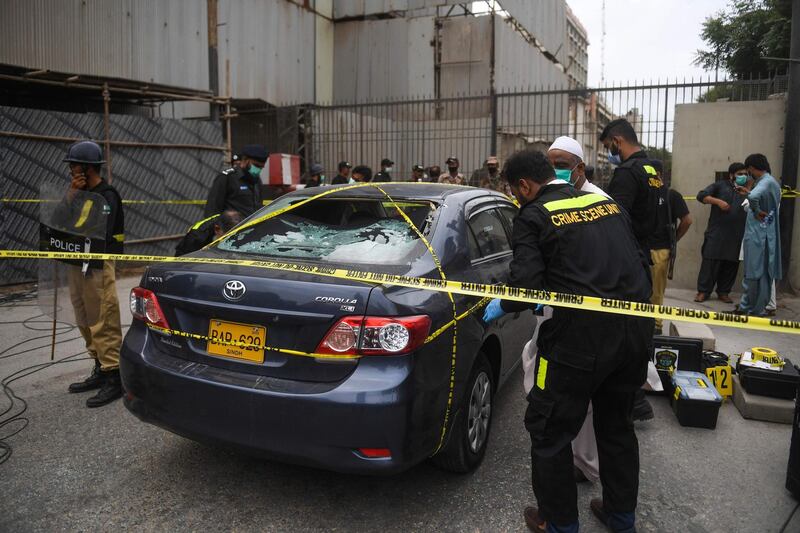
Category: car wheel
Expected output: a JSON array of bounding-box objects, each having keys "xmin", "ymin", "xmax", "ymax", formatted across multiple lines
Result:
[{"xmin": 432, "ymin": 352, "xmax": 494, "ymax": 473}]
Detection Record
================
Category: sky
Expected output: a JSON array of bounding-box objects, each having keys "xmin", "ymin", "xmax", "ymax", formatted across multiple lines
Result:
[{"xmin": 564, "ymin": 0, "xmax": 731, "ymax": 86}]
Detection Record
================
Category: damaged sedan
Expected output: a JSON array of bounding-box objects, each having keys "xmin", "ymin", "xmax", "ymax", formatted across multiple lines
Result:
[{"xmin": 120, "ymin": 183, "xmax": 535, "ymax": 474}]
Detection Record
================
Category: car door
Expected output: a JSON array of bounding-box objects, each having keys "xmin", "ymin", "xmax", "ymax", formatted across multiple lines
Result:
[{"xmin": 464, "ymin": 201, "xmax": 529, "ymax": 383}]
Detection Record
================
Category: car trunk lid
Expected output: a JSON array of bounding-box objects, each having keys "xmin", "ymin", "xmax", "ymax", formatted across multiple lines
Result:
[{"xmin": 143, "ymin": 261, "xmax": 375, "ymax": 383}]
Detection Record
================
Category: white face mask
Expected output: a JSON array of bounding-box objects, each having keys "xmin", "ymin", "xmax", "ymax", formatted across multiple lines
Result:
[
  {"xmin": 385, "ymin": 166, "xmax": 393, "ymax": 172},
  {"xmin": 348, "ymin": 177, "xmax": 356, "ymax": 184}
]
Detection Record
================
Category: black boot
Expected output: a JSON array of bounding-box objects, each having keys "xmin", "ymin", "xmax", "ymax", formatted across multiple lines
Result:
[
  {"xmin": 632, "ymin": 388, "xmax": 654, "ymax": 422},
  {"xmin": 68, "ymin": 361, "xmax": 104, "ymax": 393},
  {"xmin": 86, "ymin": 369, "xmax": 122, "ymax": 408}
]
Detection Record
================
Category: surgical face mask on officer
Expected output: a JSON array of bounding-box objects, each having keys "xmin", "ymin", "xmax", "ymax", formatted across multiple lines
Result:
[
  {"xmin": 734, "ymin": 173, "xmax": 748, "ymax": 186},
  {"xmin": 385, "ymin": 166, "xmax": 393, "ymax": 172},
  {"xmin": 606, "ymin": 140, "xmax": 622, "ymax": 165},
  {"xmin": 247, "ymin": 164, "xmax": 263, "ymax": 180}
]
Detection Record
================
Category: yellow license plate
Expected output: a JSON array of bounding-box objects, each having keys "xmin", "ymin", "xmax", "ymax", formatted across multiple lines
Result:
[{"xmin": 206, "ymin": 319, "xmax": 266, "ymax": 363}]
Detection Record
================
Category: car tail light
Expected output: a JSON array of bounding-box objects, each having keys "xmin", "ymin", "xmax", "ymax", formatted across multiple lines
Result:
[
  {"xmin": 316, "ymin": 315, "xmax": 431, "ymax": 356},
  {"xmin": 130, "ymin": 287, "xmax": 171, "ymax": 329},
  {"xmin": 357, "ymin": 448, "xmax": 392, "ymax": 459}
]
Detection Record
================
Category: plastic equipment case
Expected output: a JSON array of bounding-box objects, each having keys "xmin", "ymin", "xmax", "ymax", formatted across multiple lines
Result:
[
  {"xmin": 670, "ymin": 371, "xmax": 722, "ymax": 429},
  {"xmin": 738, "ymin": 356, "xmax": 800, "ymax": 400},
  {"xmin": 787, "ymin": 387, "xmax": 800, "ymax": 499},
  {"xmin": 652, "ymin": 336, "xmax": 704, "ymax": 393}
]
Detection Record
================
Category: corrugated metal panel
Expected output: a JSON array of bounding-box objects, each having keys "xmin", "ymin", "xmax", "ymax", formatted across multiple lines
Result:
[
  {"xmin": 333, "ymin": 17, "xmax": 435, "ymax": 103},
  {"xmin": 333, "ymin": 0, "xmax": 406, "ymax": 18},
  {"xmin": 440, "ymin": 17, "xmax": 491, "ymax": 97},
  {"xmin": 218, "ymin": 0, "xmax": 316, "ymax": 104},
  {"xmin": 407, "ymin": 17, "xmax": 435, "ymax": 97},
  {"xmin": 494, "ymin": 16, "xmax": 569, "ymax": 91},
  {"xmin": 0, "ymin": 0, "xmax": 209, "ymax": 91},
  {"xmin": 333, "ymin": 0, "xmax": 464, "ymax": 18},
  {"xmin": 500, "ymin": 0, "xmax": 567, "ymax": 65}
]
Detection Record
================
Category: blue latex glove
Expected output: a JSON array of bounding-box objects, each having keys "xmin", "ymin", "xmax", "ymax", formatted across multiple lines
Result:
[{"xmin": 482, "ymin": 298, "xmax": 506, "ymax": 323}]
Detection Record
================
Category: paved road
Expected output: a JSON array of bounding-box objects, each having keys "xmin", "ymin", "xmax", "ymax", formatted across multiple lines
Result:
[{"xmin": 1, "ymin": 281, "xmax": 798, "ymax": 532}]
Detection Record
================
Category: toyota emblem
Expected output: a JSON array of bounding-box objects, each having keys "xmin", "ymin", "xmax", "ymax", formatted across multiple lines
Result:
[{"xmin": 223, "ymin": 280, "xmax": 246, "ymax": 301}]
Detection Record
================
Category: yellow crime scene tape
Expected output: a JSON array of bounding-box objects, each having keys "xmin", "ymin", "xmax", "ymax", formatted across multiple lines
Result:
[
  {"xmin": 0, "ymin": 198, "xmax": 267, "ymax": 205},
  {"xmin": 3, "ymin": 179, "xmax": 798, "ymax": 452},
  {"xmin": 2, "ymin": 250, "xmax": 800, "ymax": 337}
]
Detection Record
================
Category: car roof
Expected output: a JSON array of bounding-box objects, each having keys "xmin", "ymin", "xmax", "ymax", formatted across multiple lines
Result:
[{"xmin": 286, "ymin": 183, "xmax": 512, "ymax": 203}]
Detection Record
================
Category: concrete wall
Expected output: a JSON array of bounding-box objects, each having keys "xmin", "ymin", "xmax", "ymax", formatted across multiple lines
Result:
[{"xmin": 670, "ymin": 98, "xmax": 787, "ymax": 291}]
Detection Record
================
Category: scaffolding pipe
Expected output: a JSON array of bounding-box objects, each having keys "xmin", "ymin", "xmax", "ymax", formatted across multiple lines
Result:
[
  {"xmin": 125, "ymin": 234, "xmax": 184, "ymax": 245},
  {"xmin": 102, "ymin": 84, "xmax": 113, "ymax": 183},
  {"xmin": 0, "ymin": 131, "xmax": 226, "ymax": 151},
  {"xmin": 0, "ymin": 73, "xmax": 228, "ymax": 104},
  {"xmin": 225, "ymin": 58, "xmax": 233, "ymax": 162}
]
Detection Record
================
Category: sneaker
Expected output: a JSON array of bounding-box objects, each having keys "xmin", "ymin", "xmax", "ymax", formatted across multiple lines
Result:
[
  {"xmin": 523, "ymin": 506, "xmax": 547, "ymax": 532},
  {"xmin": 86, "ymin": 369, "xmax": 122, "ymax": 408},
  {"xmin": 68, "ymin": 361, "xmax": 104, "ymax": 393},
  {"xmin": 632, "ymin": 390, "xmax": 654, "ymax": 422}
]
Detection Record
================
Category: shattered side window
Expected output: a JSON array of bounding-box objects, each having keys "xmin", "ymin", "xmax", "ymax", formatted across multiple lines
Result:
[{"xmin": 215, "ymin": 199, "xmax": 435, "ymax": 266}]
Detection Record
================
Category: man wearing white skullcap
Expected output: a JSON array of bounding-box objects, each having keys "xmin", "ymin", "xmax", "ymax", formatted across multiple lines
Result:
[{"xmin": 547, "ymin": 136, "xmax": 608, "ymax": 198}]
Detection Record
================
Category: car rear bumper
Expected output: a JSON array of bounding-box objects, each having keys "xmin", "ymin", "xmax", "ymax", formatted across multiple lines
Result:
[{"xmin": 120, "ymin": 325, "xmax": 433, "ymax": 475}]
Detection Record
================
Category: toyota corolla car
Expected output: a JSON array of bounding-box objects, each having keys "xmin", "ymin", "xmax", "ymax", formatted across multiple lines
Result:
[{"xmin": 120, "ymin": 183, "xmax": 535, "ymax": 474}]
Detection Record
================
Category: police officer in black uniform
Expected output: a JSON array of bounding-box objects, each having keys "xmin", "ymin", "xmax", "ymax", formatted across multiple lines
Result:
[
  {"xmin": 483, "ymin": 150, "xmax": 653, "ymax": 533},
  {"xmin": 175, "ymin": 209, "xmax": 242, "ymax": 256},
  {"xmin": 332, "ymin": 161, "xmax": 352, "ymax": 184},
  {"xmin": 601, "ymin": 118, "xmax": 663, "ymax": 421},
  {"xmin": 373, "ymin": 158, "xmax": 394, "ymax": 182},
  {"xmin": 601, "ymin": 119, "xmax": 662, "ymax": 254},
  {"xmin": 204, "ymin": 144, "xmax": 267, "ymax": 218}
]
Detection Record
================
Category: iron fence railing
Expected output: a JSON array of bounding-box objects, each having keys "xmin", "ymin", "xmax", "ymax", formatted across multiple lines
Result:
[{"xmin": 293, "ymin": 73, "xmax": 788, "ymax": 189}]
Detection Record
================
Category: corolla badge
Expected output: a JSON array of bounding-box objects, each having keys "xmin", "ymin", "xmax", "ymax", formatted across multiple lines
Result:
[{"xmin": 223, "ymin": 280, "xmax": 246, "ymax": 301}]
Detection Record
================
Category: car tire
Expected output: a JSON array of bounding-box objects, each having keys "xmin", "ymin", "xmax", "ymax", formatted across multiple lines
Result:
[{"xmin": 432, "ymin": 352, "xmax": 494, "ymax": 473}]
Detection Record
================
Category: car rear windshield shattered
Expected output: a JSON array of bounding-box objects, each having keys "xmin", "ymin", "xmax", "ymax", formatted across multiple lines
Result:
[{"xmin": 216, "ymin": 199, "xmax": 434, "ymax": 266}]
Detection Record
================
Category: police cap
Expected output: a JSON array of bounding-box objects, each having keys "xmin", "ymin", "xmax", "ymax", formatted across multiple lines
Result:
[
  {"xmin": 63, "ymin": 141, "xmax": 105, "ymax": 164},
  {"xmin": 381, "ymin": 158, "xmax": 394, "ymax": 166},
  {"xmin": 446, "ymin": 156, "xmax": 459, "ymax": 165},
  {"xmin": 338, "ymin": 161, "xmax": 352, "ymax": 170},
  {"xmin": 412, "ymin": 164, "xmax": 424, "ymax": 172},
  {"xmin": 240, "ymin": 144, "xmax": 268, "ymax": 162},
  {"xmin": 310, "ymin": 163, "xmax": 324, "ymax": 175}
]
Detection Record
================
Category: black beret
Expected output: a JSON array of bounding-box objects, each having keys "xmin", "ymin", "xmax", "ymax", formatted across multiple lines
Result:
[{"xmin": 241, "ymin": 144, "xmax": 268, "ymax": 162}]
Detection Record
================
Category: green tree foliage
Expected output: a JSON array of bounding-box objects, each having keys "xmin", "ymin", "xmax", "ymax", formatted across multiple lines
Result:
[{"xmin": 695, "ymin": 0, "xmax": 791, "ymax": 78}]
